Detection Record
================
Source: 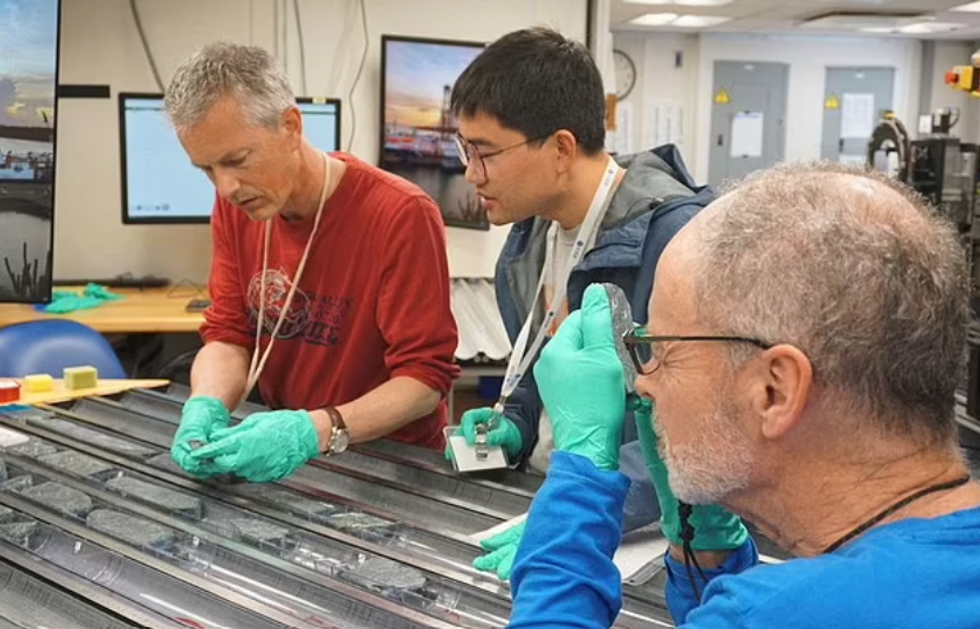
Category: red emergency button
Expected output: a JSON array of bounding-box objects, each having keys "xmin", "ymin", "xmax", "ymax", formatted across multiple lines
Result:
[
  {"xmin": 0, "ymin": 379, "xmax": 20, "ymax": 403},
  {"xmin": 946, "ymin": 71, "xmax": 960, "ymax": 85}
]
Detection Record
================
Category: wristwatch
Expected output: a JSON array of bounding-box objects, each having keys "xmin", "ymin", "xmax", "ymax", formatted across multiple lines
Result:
[{"xmin": 323, "ymin": 406, "xmax": 349, "ymax": 455}]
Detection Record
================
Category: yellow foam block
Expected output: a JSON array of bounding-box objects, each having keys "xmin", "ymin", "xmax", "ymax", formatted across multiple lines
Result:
[
  {"xmin": 63, "ymin": 366, "xmax": 99, "ymax": 390},
  {"xmin": 23, "ymin": 374, "xmax": 55, "ymax": 393}
]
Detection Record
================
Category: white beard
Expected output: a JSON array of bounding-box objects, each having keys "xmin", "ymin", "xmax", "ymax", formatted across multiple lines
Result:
[{"xmin": 657, "ymin": 391, "xmax": 755, "ymax": 505}]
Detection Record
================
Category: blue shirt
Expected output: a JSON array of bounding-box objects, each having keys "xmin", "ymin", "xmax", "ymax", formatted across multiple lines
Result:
[{"xmin": 509, "ymin": 451, "xmax": 980, "ymax": 629}]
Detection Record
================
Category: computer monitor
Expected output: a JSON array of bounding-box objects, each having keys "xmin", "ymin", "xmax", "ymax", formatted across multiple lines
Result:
[
  {"xmin": 0, "ymin": 0, "xmax": 62, "ymax": 304},
  {"xmin": 119, "ymin": 93, "xmax": 342, "ymax": 224}
]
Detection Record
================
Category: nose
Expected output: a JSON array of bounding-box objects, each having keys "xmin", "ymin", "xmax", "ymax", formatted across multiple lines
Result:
[
  {"xmin": 463, "ymin": 159, "xmax": 486, "ymax": 185},
  {"xmin": 633, "ymin": 373, "xmax": 656, "ymax": 402},
  {"xmin": 213, "ymin": 168, "xmax": 241, "ymax": 200}
]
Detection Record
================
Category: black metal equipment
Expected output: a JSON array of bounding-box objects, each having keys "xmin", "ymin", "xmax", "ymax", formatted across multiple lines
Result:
[
  {"xmin": 867, "ymin": 110, "xmax": 978, "ymax": 233},
  {"xmin": 907, "ymin": 141, "xmax": 978, "ymax": 235},
  {"xmin": 866, "ymin": 112, "xmax": 911, "ymax": 181},
  {"xmin": 868, "ymin": 111, "xmax": 980, "ymax": 438}
]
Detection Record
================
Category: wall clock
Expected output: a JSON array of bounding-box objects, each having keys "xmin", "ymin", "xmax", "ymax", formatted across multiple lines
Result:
[{"xmin": 613, "ymin": 49, "xmax": 637, "ymax": 100}]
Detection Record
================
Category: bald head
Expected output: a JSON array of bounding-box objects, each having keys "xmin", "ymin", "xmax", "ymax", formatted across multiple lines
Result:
[{"xmin": 661, "ymin": 162, "xmax": 969, "ymax": 442}]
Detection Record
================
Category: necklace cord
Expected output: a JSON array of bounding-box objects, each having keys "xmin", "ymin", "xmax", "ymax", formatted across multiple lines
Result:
[{"xmin": 822, "ymin": 474, "xmax": 973, "ymax": 555}]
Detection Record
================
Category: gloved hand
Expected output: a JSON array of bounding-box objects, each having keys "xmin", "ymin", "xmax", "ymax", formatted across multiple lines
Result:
[
  {"xmin": 473, "ymin": 520, "xmax": 526, "ymax": 581},
  {"xmin": 533, "ymin": 284, "xmax": 626, "ymax": 471},
  {"xmin": 188, "ymin": 409, "xmax": 320, "ymax": 483},
  {"xmin": 444, "ymin": 408, "xmax": 524, "ymax": 462},
  {"xmin": 633, "ymin": 398, "xmax": 748, "ymax": 550},
  {"xmin": 171, "ymin": 396, "xmax": 231, "ymax": 476}
]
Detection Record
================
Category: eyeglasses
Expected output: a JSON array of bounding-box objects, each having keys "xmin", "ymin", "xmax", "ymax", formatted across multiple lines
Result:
[
  {"xmin": 454, "ymin": 133, "xmax": 548, "ymax": 181},
  {"xmin": 622, "ymin": 328, "xmax": 773, "ymax": 376}
]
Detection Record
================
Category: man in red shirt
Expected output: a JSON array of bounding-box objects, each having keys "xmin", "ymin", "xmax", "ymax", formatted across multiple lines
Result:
[{"xmin": 164, "ymin": 42, "xmax": 459, "ymax": 483}]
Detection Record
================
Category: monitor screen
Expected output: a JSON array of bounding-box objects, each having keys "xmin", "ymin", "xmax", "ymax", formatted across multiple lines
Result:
[
  {"xmin": 378, "ymin": 35, "xmax": 488, "ymax": 231},
  {"xmin": 119, "ymin": 94, "xmax": 341, "ymax": 224},
  {"xmin": 0, "ymin": 0, "xmax": 61, "ymax": 303}
]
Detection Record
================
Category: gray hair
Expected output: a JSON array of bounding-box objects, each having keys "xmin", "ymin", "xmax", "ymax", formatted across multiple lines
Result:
[
  {"xmin": 691, "ymin": 162, "xmax": 969, "ymax": 443},
  {"xmin": 165, "ymin": 42, "xmax": 295, "ymax": 130}
]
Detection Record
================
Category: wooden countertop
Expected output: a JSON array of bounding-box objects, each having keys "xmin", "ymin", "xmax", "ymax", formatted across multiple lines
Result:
[{"xmin": 0, "ymin": 286, "xmax": 207, "ymax": 333}]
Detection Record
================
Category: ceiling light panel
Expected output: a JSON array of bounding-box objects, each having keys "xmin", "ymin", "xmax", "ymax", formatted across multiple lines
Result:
[
  {"xmin": 798, "ymin": 12, "xmax": 929, "ymax": 30},
  {"xmin": 900, "ymin": 22, "xmax": 964, "ymax": 33},
  {"xmin": 628, "ymin": 12, "xmax": 732, "ymax": 27},
  {"xmin": 623, "ymin": 0, "xmax": 733, "ymax": 5},
  {"xmin": 672, "ymin": 15, "xmax": 732, "ymax": 26},
  {"xmin": 629, "ymin": 12, "xmax": 680, "ymax": 25}
]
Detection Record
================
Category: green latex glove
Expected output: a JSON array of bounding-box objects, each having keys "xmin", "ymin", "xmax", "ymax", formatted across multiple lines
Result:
[
  {"xmin": 171, "ymin": 396, "xmax": 231, "ymax": 476},
  {"xmin": 444, "ymin": 407, "xmax": 524, "ymax": 462},
  {"xmin": 43, "ymin": 284, "xmax": 119, "ymax": 313},
  {"xmin": 188, "ymin": 409, "xmax": 320, "ymax": 483},
  {"xmin": 473, "ymin": 520, "xmax": 526, "ymax": 581},
  {"xmin": 533, "ymin": 284, "xmax": 626, "ymax": 471},
  {"xmin": 84, "ymin": 283, "xmax": 121, "ymax": 301},
  {"xmin": 633, "ymin": 398, "xmax": 749, "ymax": 550},
  {"xmin": 44, "ymin": 294, "xmax": 104, "ymax": 313}
]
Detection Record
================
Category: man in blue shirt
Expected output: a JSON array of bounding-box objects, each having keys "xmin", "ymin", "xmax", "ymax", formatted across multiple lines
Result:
[{"xmin": 509, "ymin": 162, "xmax": 980, "ymax": 628}]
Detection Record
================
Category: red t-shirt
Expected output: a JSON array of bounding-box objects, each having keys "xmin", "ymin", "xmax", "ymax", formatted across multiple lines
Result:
[{"xmin": 200, "ymin": 152, "xmax": 460, "ymax": 449}]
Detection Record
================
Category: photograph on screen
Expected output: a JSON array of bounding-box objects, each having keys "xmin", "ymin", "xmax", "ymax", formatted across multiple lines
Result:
[
  {"xmin": 379, "ymin": 35, "xmax": 488, "ymax": 231},
  {"xmin": 120, "ymin": 94, "xmax": 341, "ymax": 224},
  {"xmin": 0, "ymin": 0, "xmax": 60, "ymax": 303}
]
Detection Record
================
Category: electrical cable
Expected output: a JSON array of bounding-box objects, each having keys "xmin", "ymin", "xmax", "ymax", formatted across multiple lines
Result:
[
  {"xmin": 323, "ymin": 1, "xmax": 357, "ymax": 102},
  {"xmin": 248, "ymin": 0, "xmax": 256, "ymax": 45},
  {"xmin": 128, "ymin": 0, "xmax": 164, "ymax": 92},
  {"xmin": 281, "ymin": 0, "xmax": 288, "ymax": 78},
  {"xmin": 292, "ymin": 0, "xmax": 309, "ymax": 96},
  {"xmin": 346, "ymin": 0, "xmax": 369, "ymax": 152}
]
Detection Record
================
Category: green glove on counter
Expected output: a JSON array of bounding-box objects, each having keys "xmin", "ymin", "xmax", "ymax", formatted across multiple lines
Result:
[{"xmin": 43, "ymin": 284, "xmax": 121, "ymax": 314}]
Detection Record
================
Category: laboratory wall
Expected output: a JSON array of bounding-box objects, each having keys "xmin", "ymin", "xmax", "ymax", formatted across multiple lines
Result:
[
  {"xmin": 53, "ymin": 0, "xmax": 588, "ymax": 283},
  {"xmin": 611, "ymin": 31, "xmax": 926, "ymax": 183},
  {"xmin": 608, "ymin": 31, "xmax": 699, "ymax": 165}
]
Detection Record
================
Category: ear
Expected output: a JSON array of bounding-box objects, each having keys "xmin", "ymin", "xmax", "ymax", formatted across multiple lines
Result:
[
  {"xmin": 281, "ymin": 105, "xmax": 303, "ymax": 146},
  {"xmin": 748, "ymin": 345, "xmax": 812, "ymax": 441},
  {"xmin": 552, "ymin": 130, "xmax": 578, "ymax": 173}
]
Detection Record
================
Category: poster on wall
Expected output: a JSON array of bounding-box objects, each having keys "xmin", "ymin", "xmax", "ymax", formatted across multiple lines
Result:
[
  {"xmin": 379, "ymin": 35, "xmax": 489, "ymax": 231},
  {"xmin": 0, "ymin": 0, "xmax": 61, "ymax": 303}
]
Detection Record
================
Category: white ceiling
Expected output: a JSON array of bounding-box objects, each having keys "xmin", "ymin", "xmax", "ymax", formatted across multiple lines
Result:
[{"xmin": 611, "ymin": 0, "xmax": 980, "ymax": 39}]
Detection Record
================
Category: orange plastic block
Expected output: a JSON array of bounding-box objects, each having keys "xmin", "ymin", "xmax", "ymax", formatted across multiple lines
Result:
[{"xmin": 0, "ymin": 379, "xmax": 20, "ymax": 403}]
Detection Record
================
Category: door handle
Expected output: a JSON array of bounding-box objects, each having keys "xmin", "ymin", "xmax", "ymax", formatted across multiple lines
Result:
[
  {"xmin": 717, "ymin": 134, "xmax": 724, "ymax": 147},
  {"xmin": 839, "ymin": 138, "xmax": 845, "ymax": 152}
]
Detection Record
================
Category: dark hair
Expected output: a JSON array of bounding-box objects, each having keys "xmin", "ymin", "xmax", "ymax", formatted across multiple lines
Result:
[{"xmin": 451, "ymin": 27, "xmax": 606, "ymax": 155}]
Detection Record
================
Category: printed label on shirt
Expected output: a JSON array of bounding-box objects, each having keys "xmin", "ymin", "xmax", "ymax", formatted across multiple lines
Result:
[{"xmin": 246, "ymin": 269, "xmax": 352, "ymax": 347}]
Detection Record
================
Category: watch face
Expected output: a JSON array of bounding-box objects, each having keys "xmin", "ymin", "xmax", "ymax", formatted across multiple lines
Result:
[{"xmin": 331, "ymin": 429, "xmax": 349, "ymax": 453}]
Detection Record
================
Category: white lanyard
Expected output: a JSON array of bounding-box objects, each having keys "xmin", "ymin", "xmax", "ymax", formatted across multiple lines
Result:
[
  {"xmin": 493, "ymin": 157, "xmax": 620, "ymax": 415},
  {"xmin": 240, "ymin": 152, "xmax": 332, "ymax": 406}
]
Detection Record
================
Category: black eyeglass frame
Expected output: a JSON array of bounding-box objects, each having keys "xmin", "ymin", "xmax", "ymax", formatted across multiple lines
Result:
[
  {"xmin": 622, "ymin": 330, "xmax": 773, "ymax": 376},
  {"xmin": 454, "ymin": 133, "xmax": 551, "ymax": 180}
]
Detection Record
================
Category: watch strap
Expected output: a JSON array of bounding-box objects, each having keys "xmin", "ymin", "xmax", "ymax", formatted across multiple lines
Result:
[
  {"xmin": 324, "ymin": 406, "xmax": 346, "ymax": 431},
  {"xmin": 323, "ymin": 406, "xmax": 347, "ymax": 453}
]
